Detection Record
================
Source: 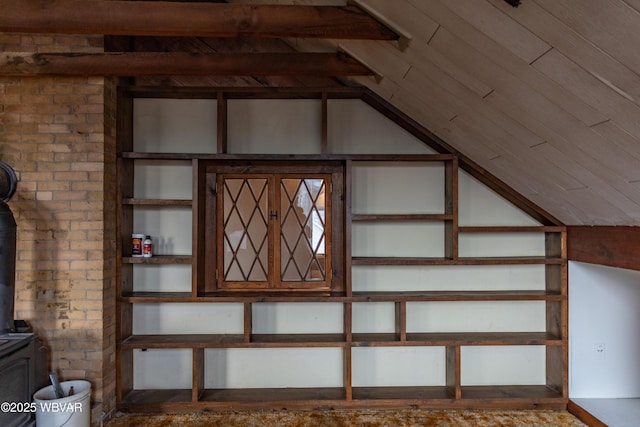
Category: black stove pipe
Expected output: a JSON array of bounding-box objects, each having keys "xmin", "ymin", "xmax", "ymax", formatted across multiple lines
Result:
[{"xmin": 0, "ymin": 199, "xmax": 16, "ymax": 334}]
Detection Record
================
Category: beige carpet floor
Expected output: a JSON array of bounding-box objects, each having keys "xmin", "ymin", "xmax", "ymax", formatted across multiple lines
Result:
[{"xmin": 106, "ymin": 409, "xmax": 586, "ymax": 426}]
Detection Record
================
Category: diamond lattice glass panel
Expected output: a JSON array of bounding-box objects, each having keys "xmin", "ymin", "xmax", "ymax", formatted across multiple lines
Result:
[
  {"xmin": 223, "ymin": 178, "xmax": 269, "ymax": 281},
  {"xmin": 280, "ymin": 179, "xmax": 326, "ymax": 281}
]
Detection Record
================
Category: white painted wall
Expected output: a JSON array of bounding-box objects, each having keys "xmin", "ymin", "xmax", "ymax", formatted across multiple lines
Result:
[
  {"xmin": 407, "ymin": 301, "xmax": 545, "ymax": 333},
  {"xmin": 461, "ymin": 346, "xmax": 546, "ymax": 385},
  {"xmin": 569, "ymin": 262, "xmax": 640, "ymax": 398},
  {"xmin": 458, "ymin": 170, "xmax": 540, "ymax": 227},
  {"xmin": 352, "ymin": 162, "xmax": 444, "ymax": 214},
  {"xmin": 131, "ymin": 98, "xmax": 548, "ymax": 389},
  {"xmin": 204, "ymin": 348, "xmax": 343, "ymax": 388},
  {"xmin": 227, "ymin": 99, "xmax": 322, "ymax": 154},
  {"xmin": 352, "ymin": 347, "xmax": 446, "ymax": 387},
  {"xmin": 251, "ymin": 303, "xmax": 343, "ymax": 334},
  {"xmin": 327, "ymin": 99, "xmax": 436, "ymax": 154},
  {"xmin": 133, "ymin": 99, "xmax": 217, "ymax": 153},
  {"xmin": 134, "ymin": 160, "xmax": 192, "ymax": 200},
  {"xmin": 352, "ymin": 265, "xmax": 546, "ymax": 292}
]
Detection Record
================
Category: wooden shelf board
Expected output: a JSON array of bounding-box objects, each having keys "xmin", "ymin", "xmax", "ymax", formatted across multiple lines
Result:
[
  {"xmin": 197, "ymin": 291, "xmax": 343, "ymax": 302},
  {"xmin": 351, "ymin": 290, "xmax": 564, "ymax": 302},
  {"xmin": 352, "ymin": 257, "xmax": 565, "ymax": 266},
  {"xmin": 122, "ymin": 334, "xmax": 347, "ymax": 348},
  {"xmin": 352, "ymin": 214, "xmax": 452, "ymax": 222},
  {"xmin": 458, "ymin": 226, "xmax": 565, "ymax": 233},
  {"xmin": 120, "ymin": 152, "xmax": 454, "ymax": 161},
  {"xmin": 250, "ymin": 334, "xmax": 347, "ymax": 347},
  {"xmin": 200, "ymin": 387, "xmax": 346, "ymax": 403},
  {"xmin": 122, "ymin": 334, "xmax": 245, "ymax": 349},
  {"xmin": 121, "ymin": 292, "xmax": 345, "ymax": 303},
  {"xmin": 461, "ymin": 385, "xmax": 563, "ymax": 400},
  {"xmin": 121, "ymin": 292, "xmax": 194, "ymax": 302},
  {"xmin": 122, "ymin": 389, "xmax": 192, "ymax": 404},
  {"xmin": 125, "ymin": 85, "xmax": 365, "ymax": 98},
  {"xmin": 121, "ymin": 290, "xmax": 565, "ymax": 303},
  {"xmin": 122, "ymin": 255, "xmax": 192, "ymax": 264},
  {"xmin": 352, "ymin": 386, "xmax": 452, "ymax": 401},
  {"xmin": 352, "ymin": 332, "xmax": 563, "ymax": 346},
  {"xmin": 118, "ymin": 387, "xmax": 567, "ymax": 411},
  {"xmin": 122, "ymin": 332, "xmax": 563, "ymax": 349},
  {"xmin": 122, "ymin": 198, "xmax": 192, "ymax": 206}
]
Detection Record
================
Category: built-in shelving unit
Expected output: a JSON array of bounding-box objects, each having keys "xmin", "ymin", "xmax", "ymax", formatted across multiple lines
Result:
[{"xmin": 116, "ymin": 87, "xmax": 567, "ymax": 412}]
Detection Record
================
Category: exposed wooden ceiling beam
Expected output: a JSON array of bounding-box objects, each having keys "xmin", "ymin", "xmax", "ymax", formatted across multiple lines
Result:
[
  {"xmin": 568, "ymin": 226, "xmax": 640, "ymax": 271},
  {"xmin": 0, "ymin": 1, "xmax": 398, "ymax": 40},
  {"xmin": 0, "ymin": 52, "xmax": 374, "ymax": 77}
]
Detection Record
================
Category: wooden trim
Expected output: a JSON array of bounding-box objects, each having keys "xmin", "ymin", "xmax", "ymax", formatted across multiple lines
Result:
[
  {"xmin": 446, "ymin": 346, "xmax": 461, "ymax": 399},
  {"xmin": 244, "ymin": 303, "xmax": 252, "ymax": 344},
  {"xmin": 117, "ymin": 347, "xmax": 133, "ymax": 403},
  {"xmin": 122, "ymin": 152, "xmax": 453, "ymax": 161},
  {"xmin": 0, "ymin": 1, "xmax": 398, "ymax": 40},
  {"xmin": 567, "ymin": 400, "xmax": 608, "ymax": 427},
  {"xmin": 124, "ymin": 85, "xmax": 365, "ymax": 99},
  {"xmin": 122, "ymin": 255, "xmax": 192, "ymax": 265},
  {"xmin": 120, "ymin": 290, "xmax": 565, "ymax": 303},
  {"xmin": 395, "ymin": 301, "xmax": 407, "ymax": 342},
  {"xmin": 344, "ymin": 347, "xmax": 353, "ymax": 401},
  {"xmin": 545, "ymin": 344, "xmax": 567, "ymax": 398},
  {"xmin": 192, "ymin": 159, "xmax": 204, "ymax": 298},
  {"xmin": 459, "ymin": 226, "xmax": 565, "ymax": 233},
  {"xmin": 445, "ymin": 158, "xmax": 459, "ymax": 260},
  {"xmin": 202, "ymin": 172, "xmax": 218, "ymax": 294},
  {"xmin": 122, "ymin": 332, "xmax": 563, "ymax": 349},
  {"xmin": 343, "ymin": 302, "xmax": 352, "ymax": 343},
  {"xmin": 353, "ymin": 214, "xmax": 452, "ymax": 221},
  {"xmin": 321, "ymin": 92, "xmax": 329, "ymax": 154},
  {"xmin": 216, "ymin": 93, "xmax": 227, "ymax": 154},
  {"xmin": 118, "ymin": 392, "xmax": 567, "ymax": 412},
  {"xmin": 352, "ymin": 257, "xmax": 565, "ymax": 266},
  {"xmin": 345, "ymin": 160, "xmax": 353, "ymax": 297},
  {"xmin": 0, "ymin": 52, "xmax": 374, "ymax": 77},
  {"xmin": 332, "ymin": 169, "xmax": 346, "ymax": 294},
  {"xmin": 192, "ymin": 349, "xmax": 204, "ymax": 402},
  {"xmin": 343, "ymin": 303, "xmax": 353, "ymax": 401},
  {"xmin": 121, "ymin": 198, "xmax": 192, "ymax": 207},
  {"xmin": 567, "ymin": 226, "xmax": 640, "ymax": 271}
]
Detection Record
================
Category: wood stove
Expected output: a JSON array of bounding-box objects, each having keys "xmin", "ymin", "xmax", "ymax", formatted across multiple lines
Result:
[
  {"xmin": 0, "ymin": 333, "xmax": 47, "ymax": 427},
  {"xmin": 0, "ymin": 162, "xmax": 48, "ymax": 426}
]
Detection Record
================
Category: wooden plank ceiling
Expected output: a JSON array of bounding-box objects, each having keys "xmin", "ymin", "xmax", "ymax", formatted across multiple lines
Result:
[
  {"xmin": 235, "ymin": 0, "xmax": 640, "ymax": 226},
  {"xmin": 2, "ymin": 0, "xmax": 640, "ymax": 225}
]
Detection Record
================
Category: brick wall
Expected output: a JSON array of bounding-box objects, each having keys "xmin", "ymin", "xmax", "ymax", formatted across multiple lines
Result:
[{"xmin": 0, "ymin": 34, "xmax": 117, "ymax": 422}]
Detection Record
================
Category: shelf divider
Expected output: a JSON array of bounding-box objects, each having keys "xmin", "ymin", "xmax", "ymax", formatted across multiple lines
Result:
[
  {"xmin": 193, "ymin": 348, "xmax": 204, "ymax": 402},
  {"xmin": 395, "ymin": 301, "xmax": 407, "ymax": 342},
  {"xmin": 344, "ymin": 346, "xmax": 353, "ymax": 401},
  {"xmin": 446, "ymin": 345, "xmax": 461, "ymax": 400},
  {"xmin": 445, "ymin": 157, "xmax": 459, "ymax": 261},
  {"xmin": 244, "ymin": 302, "xmax": 252, "ymax": 344}
]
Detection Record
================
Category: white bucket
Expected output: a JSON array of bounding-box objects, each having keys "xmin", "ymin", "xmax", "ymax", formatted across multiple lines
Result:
[{"xmin": 33, "ymin": 380, "xmax": 90, "ymax": 427}]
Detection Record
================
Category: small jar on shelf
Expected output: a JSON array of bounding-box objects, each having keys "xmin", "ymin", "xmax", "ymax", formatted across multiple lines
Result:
[{"xmin": 143, "ymin": 235, "xmax": 153, "ymax": 258}]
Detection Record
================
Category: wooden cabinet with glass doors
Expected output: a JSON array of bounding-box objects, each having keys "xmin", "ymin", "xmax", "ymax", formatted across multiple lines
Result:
[{"xmin": 202, "ymin": 161, "xmax": 344, "ymax": 293}]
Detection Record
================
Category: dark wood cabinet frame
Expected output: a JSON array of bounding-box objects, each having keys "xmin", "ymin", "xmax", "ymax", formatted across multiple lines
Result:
[
  {"xmin": 116, "ymin": 86, "xmax": 567, "ymax": 412},
  {"xmin": 200, "ymin": 160, "xmax": 345, "ymax": 295}
]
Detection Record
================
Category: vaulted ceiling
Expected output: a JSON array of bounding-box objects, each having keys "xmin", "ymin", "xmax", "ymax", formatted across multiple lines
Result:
[
  {"xmin": 238, "ymin": 0, "xmax": 640, "ymax": 226},
  {"xmin": 3, "ymin": 0, "xmax": 640, "ymax": 225}
]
